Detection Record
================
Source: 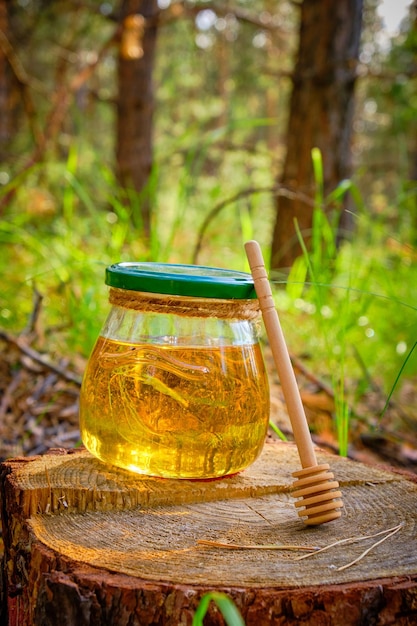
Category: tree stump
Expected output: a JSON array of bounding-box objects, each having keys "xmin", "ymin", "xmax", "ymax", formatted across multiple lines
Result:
[{"xmin": 1, "ymin": 442, "xmax": 417, "ymax": 626}]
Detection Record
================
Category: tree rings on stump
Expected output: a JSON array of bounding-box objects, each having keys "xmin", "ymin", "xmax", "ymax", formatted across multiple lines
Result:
[{"xmin": 1, "ymin": 442, "xmax": 417, "ymax": 625}]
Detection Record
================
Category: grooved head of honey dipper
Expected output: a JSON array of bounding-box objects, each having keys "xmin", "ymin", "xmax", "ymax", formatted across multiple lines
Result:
[{"xmin": 291, "ymin": 465, "xmax": 344, "ymax": 526}]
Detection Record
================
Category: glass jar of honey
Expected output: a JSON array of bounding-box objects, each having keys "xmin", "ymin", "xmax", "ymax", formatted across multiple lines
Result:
[{"xmin": 79, "ymin": 262, "xmax": 270, "ymax": 479}]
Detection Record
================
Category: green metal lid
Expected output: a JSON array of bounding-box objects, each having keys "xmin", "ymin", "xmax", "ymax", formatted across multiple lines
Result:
[{"xmin": 105, "ymin": 262, "xmax": 257, "ymax": 299}]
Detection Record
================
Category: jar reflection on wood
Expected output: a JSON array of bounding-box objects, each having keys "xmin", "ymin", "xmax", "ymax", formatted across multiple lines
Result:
[{"xmin": 79, "ymin": 262, "xmax": 270, "ymax": 479}]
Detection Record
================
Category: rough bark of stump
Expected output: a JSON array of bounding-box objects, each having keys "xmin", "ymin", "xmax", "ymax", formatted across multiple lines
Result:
[{"xmin": 1, "ymin": 442, "xmax": 417, "ymax": 626}]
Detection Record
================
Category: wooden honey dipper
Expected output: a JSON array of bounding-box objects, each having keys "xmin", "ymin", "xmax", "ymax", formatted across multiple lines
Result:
[{"xmin": 245, "ymin": 240, "xmax": 343, "ymax": 525}]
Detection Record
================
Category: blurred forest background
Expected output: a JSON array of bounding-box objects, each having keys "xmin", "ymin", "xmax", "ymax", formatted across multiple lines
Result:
[{"xmin": 0, "ymin": 0, "xmax": 417, "ymax": 466}]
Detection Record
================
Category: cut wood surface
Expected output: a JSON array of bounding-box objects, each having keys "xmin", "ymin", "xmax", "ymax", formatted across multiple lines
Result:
[{"xmin": 1, "ymin": 442, "xmax": 417, "ymax": 625}]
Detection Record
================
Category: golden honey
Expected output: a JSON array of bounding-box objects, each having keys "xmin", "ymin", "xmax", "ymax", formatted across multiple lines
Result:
[
  {"xmin": 80, "ymin": 336, "xmax": 270, "ymax": 478},
  {"xmin": 80, "ymin": 261, "xmax": 270, "ymax": 478}
]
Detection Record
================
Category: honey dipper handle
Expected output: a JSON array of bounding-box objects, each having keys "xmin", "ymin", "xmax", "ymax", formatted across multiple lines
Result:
[{"xmin": 245, "ymin": 240, "xmax": 317, "ymax": 469}]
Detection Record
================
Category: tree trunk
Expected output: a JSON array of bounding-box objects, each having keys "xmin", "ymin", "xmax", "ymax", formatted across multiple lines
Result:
[
  {"xmin": 1, "ymin": 443, "xmax": 417, "ymax": 625},
  {"xmin": 270, "ymin": 0, "xmax": 363, "ymax": 272},
  {"xmin": 116, "ymin": 0, "xmax": 158, "ymax": 239},
  {"xmin": 0, "ymin": 0, "xmax": 16, "ymax": 164},
  {"xmin": 405, "ymin": 2, "xmax": 417, "ymax": 241}
]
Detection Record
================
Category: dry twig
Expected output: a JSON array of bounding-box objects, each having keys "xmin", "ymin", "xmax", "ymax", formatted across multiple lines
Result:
[
  {"xmin": 0, "ymin": 331, "xmax": 82, "ymax": 387},
  {"xmin": 336, "ymin": 523, "xmax": 403, "ymax": 571},
  {"xmin": 197, "ymin": 523, "xmax": 404, "ymax": 572},
  {"xmin": 197, "ymin": 539, "xmax": 319, "ymax": 552},
  {"xmin": 294, "ymin": 523, "xmax": 404, "ymax": 562}
]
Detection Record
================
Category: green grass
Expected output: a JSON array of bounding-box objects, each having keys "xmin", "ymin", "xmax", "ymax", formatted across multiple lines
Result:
[
  {"xmin": 1, "ymin": 138, "xmax": 416, "ymax": 455},
  {"xmin": 192, "ymin": 592, "xmax": 245, "ymax": 626}
]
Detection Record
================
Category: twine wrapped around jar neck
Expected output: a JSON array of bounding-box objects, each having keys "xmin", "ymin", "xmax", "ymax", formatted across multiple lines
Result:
[{"xmin": 109, "ymin": 287, "xmax": 260, "ymax": 320}]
